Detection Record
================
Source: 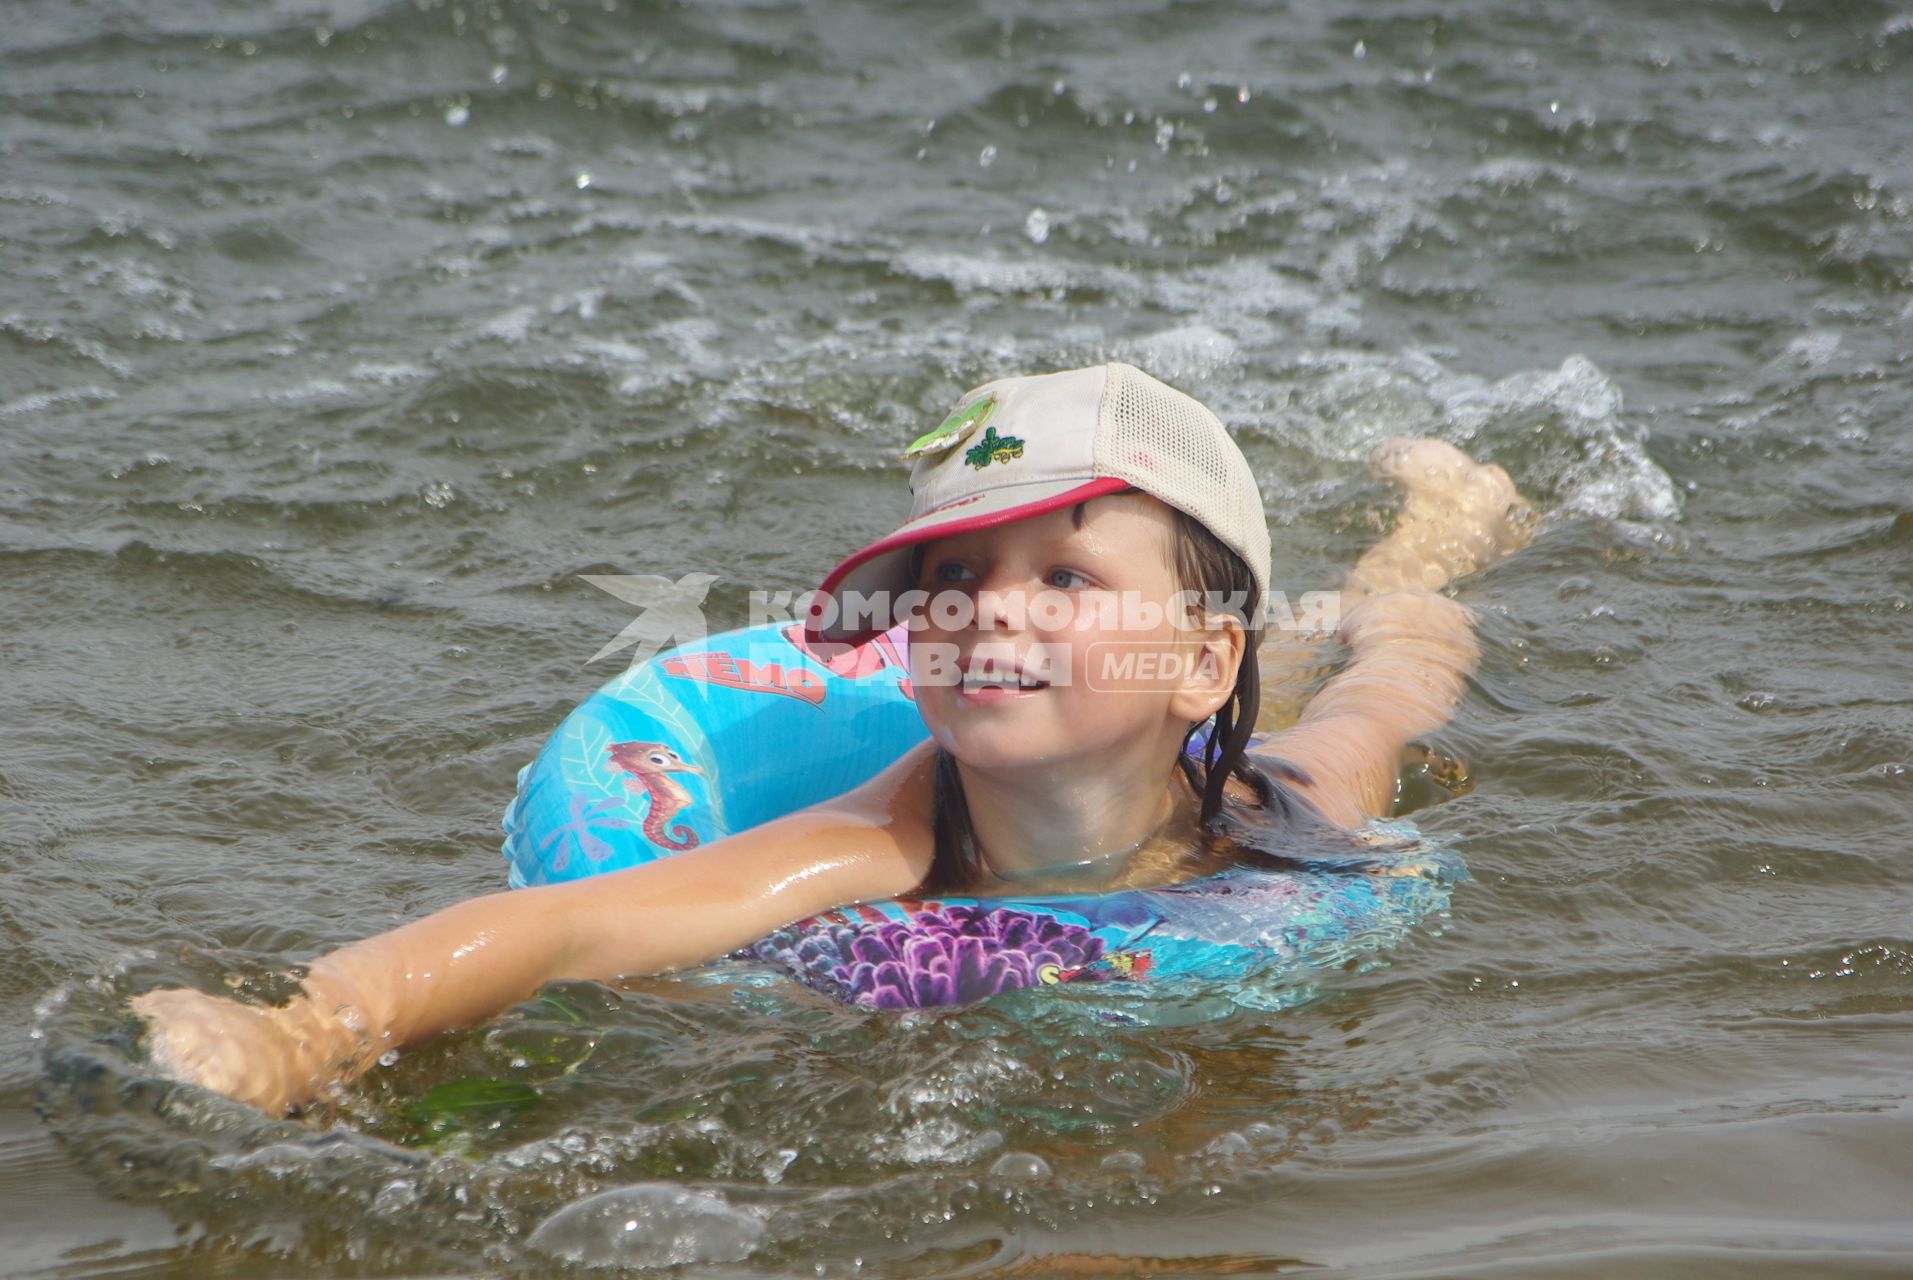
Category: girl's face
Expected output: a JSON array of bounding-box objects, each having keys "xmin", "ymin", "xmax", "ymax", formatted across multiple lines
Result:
[{"xmin": 907, "ymin": 493, "xmax": 1240, "ymax": 775}]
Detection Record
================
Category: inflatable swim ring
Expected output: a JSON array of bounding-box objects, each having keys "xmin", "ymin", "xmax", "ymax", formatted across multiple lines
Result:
[{"xmin": 502, "ymin": 623, "xmax": 1459, "ymax": 1009}]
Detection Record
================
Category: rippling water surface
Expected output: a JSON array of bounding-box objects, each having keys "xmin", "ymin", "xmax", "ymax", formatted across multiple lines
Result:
[{"xmin": 5, "ymin": 0, "xmax": 1911, "ymax": 1274}]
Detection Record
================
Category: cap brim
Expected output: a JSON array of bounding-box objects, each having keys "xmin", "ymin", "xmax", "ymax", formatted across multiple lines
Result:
[{"xmin": 804, "ymin": 476, "xmax": 1131, "ymax": 645}]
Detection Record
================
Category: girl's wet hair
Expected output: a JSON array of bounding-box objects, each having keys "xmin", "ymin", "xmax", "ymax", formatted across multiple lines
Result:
[{"xmin": 921, "ymin": 497, "xmax": 1268, "ymax": 893}]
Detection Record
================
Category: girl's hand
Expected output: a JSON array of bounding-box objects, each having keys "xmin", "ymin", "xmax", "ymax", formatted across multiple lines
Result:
[
  {"xmin": 1348, "ymin": 438, "xmax": 1534, "ymax": 599},
  {"xmin": 130, "ymin": 987, "xmax": 353, "ymax": 1116}
]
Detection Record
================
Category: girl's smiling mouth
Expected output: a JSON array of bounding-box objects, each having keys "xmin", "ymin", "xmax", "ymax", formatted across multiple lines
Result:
[{"xmin": 955, "ymin": 653, "xmax": 1054, "ymax": 700}]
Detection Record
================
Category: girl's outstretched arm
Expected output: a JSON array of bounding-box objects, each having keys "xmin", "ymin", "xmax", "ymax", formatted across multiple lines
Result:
[
  {"xmin": 132, "ymin": 747, "xmax": 936, "ymax": 1115},
  {"xmin": 1254, "ymin": 438, "xmax": 1532, "ymax": 826}
]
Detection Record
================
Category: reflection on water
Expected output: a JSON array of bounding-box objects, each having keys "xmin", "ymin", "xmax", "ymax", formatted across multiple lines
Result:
[{"xmin": 4, "ymin": 0, "xmax": 1911, "ymax": 1273}]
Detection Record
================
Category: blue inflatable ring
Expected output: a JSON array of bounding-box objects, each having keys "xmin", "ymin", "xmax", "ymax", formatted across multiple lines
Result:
[{"xmin": 502, "ymin": 623, "xmax": 1458, "ymax": 1009}]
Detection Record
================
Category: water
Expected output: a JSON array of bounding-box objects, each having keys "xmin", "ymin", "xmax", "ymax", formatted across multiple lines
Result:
[{"xmin": 5, "ymin": 0, "xmax": 1911, "ymax": 1273}]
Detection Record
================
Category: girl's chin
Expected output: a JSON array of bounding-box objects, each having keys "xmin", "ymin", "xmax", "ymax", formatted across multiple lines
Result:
[
  {"xmin": 921, "ymin": 689, "xmax": 1055, "ymax": 734},
  {"xmin": 928, "ymin": 720, "xmax": 1065, "ymax": 768}
]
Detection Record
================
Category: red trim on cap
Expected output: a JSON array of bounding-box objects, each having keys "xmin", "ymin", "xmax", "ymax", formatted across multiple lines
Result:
[{"xmin": 804, "ymin": 476, "xmax": 1131, "ymax": 645}]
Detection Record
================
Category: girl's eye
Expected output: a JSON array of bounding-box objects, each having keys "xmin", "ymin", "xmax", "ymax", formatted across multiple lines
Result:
[
  {"xmin": 931, "ymin": 561, "xmax": 975, "ymax": 585},
  {"xmin": 1046, "ymin": 568, "xmax": 1090, "ymax": 590}
]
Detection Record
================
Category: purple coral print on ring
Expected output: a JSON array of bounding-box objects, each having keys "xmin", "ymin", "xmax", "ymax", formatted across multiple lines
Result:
[{"xmin": 753, "ymin": 905, "xmax": 1107, "ymax": 1009}]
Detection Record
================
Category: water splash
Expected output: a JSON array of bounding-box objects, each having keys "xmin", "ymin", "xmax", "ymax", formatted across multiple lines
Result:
[
  {"xmin": 1438, "ymin": 354, "xmax": 1683, "ymax": 528},
  {"xmin": 1254, "ymin": 350, "xmax": 1682, "ymax": 532},
  {"xmin": 526, "ymin": 1183, "xmax": 768, "ymax": 1268}
]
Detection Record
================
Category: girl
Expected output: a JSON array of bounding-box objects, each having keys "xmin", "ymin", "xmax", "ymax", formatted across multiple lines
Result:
[{"xmin": 133, "ymin": 362, "xmax": 1531, "ymax": 1115}]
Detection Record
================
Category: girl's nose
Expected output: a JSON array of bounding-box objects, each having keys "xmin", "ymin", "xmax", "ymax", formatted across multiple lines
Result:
[{"xmin": 971, "ymin": 569, "xmax": 1038, "ymax": 632}]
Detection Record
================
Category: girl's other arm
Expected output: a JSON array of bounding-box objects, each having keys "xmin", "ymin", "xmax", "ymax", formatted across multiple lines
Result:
[
  {"xmin": 1254, "ymin": 439, "xmax": 1531, "ymax": 826},
  {"xmin": 132, "ymin": 748, "xmax": 936, "ymax": 1114}
]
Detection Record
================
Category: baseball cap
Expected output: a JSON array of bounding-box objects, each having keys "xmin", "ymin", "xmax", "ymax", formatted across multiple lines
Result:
[{"xmin": 805, "ymin": 362, "xmax": 1272, "ymax": 645}]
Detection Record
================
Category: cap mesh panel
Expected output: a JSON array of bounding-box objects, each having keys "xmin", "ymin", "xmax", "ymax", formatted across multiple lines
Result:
[{"xmin": 1093, "ymin": 364, "xmax": 1272, "ymax": 609}]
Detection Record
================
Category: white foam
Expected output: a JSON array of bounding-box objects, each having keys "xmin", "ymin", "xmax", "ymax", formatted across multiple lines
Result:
[
  {"xmin": 1110, "ymin": 325, "xmax": 1240, "ymax": 384},
  {"xmin": 0, "ymin": 314, "xmax": 135, "ymax": 376},
  {"xmin": 890, "ymin": 248, "xmax": 1131, "ymax": 299},
  {"xmin": 572, "ymin": 339, "xmax": 649, "ymax": 366},
  {"xmin": 0, "ymin": 386, "xmax": 118, "ymax": 417},
  {"xmin": 489, "ymin": 134, "xmax": 558, "ymax": 158},
  {"xmin": 264, "ymin": 378, "xmax": 352, "ymax": 404},
  {"xmin": 1467, "ymin": 158, "xmax": 1571, "ymax": 190},
  {"xmin": 473, "ymin": 306, "xmax": 538, "ymax": 345},
  {"xmin": 349, "ymin": 362, "xmax": 431, "ymax": 385},
  {"xmin": 1777, "ymin": 330, "xmax": 1842, "ymax": 370}
]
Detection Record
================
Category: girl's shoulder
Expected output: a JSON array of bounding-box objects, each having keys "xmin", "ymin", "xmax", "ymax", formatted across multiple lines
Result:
[
  {"xmin": 814, "ymin": 737, "xmax": 939, "ymax": 830},
  {"xmin": 781, "ymin": 737, "xmax": 940, "ymax": 886}
]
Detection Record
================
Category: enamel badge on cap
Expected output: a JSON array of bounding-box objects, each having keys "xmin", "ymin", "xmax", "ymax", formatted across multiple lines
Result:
[{"xmin": 902, "ymin": 394, "xmax": 995, "ymax": 460}]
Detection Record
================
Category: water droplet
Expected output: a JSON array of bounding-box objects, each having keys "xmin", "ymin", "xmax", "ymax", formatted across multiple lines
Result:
[
  {"xmin": 1023, "ymin": 208, "xmax": 1049, "ymax": 244},
  {"xmin": 372, "ymin": 1179, "xmax": 418, "ymax": 1215},
  {"xmin": 491, "ymin": 64, "xmax": 508, "ymax": 85},
  {"xmin": 528, "ymin": 1185, "xmax": 765, "ymax": 1267},
  {"xmin": 378, "ymin": 1049, "xmax": 399, "ymax": 1067},
  {"xmin": 978, "ymin": 145, "xmax": 997, "ymax": 168},
  {"xmin": 989, "ymin": 1152, "xmax": 1051, "ymax": 1180},
  {"xmin": 445, "ymin": 104, "xmax": 470, "ymax": 127},
  {"xmin": 576, "ymin": 172, "xmax": 592, "ymax": 189},
  {"xmin": 1203, "ymin": 1131, "xmax": 1251, "ymax": 1158},
  {"xmin": 1352, "ymin": 40, "xmax": 1366, "ymax": 60}
]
